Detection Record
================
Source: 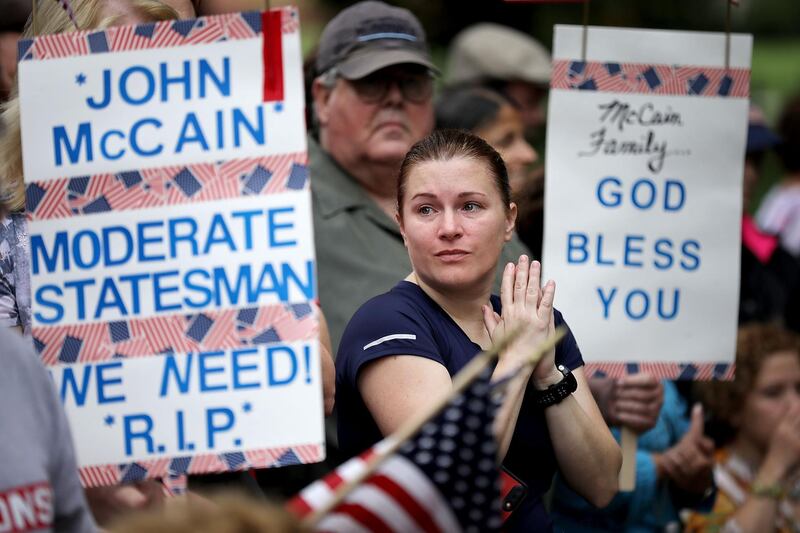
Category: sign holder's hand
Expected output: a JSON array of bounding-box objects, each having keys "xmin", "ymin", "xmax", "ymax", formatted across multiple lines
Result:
[
  {"xmin": 602, "ymin": 374, "xmax": 664, "ymax": 433},
  {"xmin": 653, "ymin": 403, "xmax": 714, "ymax": 494}
]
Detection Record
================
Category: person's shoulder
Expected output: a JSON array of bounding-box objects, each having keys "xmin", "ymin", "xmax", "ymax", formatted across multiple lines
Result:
[
  {"xmin": 309, "ymin": 136, "xmax": 342, "ymax": 198},
  {"xmin": 1, "ymin": 328, "xmax": 36, "ymax": 367},
  {"xmin": 337, "ymin": 282, "xmax": 440, "ymax": 364},
  {"xmin": 759, "ymin": 184, "xmax": 800, "ymax": 214},
  {"xmin": 346, "ymin": 283, "xmax": 431, "ymax": 331},
  {"xmin": 0, "ymin": 329, "xmax": 49, "ymax": 394},
  {"xmin": 309, "ymin": 142, "xmax": 335, "ymax": 199},
  {"xmin": 336, "ymin": 283, "xmax": 449, "ymax": 387},
  {"xmin": 782, "ymin": 182, "xmax": 800, "ymax": 197},
  {"xmin": 308, "ymin": 138, "xmax": 368, "ymax": 221}
]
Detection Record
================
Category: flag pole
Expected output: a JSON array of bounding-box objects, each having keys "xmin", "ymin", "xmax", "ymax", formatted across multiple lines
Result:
[
  {"xmin": 31, "ymin": 0, "xmax": 39, "ymax": 36},
  {"xmin": 493, "ymin": 327, "xmax": 567, "ymax": 386},
  {"xmin": 303, "ymin": 326, "xmax": 564, "ymax": 527},
  {"xmin": 580, "ymin": 0, "xmax": 590, "ymax": 62},
  {"xmin": 493, "ymin": 327, "xmax": 566, "ymax": 454},
  {"xmin": 724, "ymin": 0, "xmax": 733, "ymax": 71},
  {"xmin": 618, "ymin": 427, "xmax": 638, "ymax": 490}
]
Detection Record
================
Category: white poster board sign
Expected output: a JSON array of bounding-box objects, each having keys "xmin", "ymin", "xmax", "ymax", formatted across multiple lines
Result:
[
  {"xmin": 18, "ymin": 8, "xmax": 325, "ymax": 486},
  {"xmin": 543, "ymin": 25, "xmax": 751, "ymax": 379}
]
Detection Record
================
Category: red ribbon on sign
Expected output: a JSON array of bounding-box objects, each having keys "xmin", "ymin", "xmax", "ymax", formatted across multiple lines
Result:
[{"xmin": 261, "ymin": 10, "xmax": 284, "ymax": 102}]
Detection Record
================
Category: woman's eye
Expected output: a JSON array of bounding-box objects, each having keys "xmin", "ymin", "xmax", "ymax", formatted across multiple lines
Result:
[
  {"xmin": 463, "ymin": 202, "xmax": 481, "ymax": 212},
  {"xmin": 418, "ymin": 205, "xmax": 434, "ymax": 215}
]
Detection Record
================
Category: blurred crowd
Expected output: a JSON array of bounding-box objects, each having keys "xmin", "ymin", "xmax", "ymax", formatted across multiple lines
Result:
[{"xmin": 2, "ymin": 1, "xmax": 800, "ymax": 532}]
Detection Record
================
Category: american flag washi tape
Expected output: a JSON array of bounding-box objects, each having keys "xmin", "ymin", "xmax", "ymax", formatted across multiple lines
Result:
[
  {"xmin": 585, "ymin": 361, "xmax": 735, "ymax": 380},
  {"xmin": 34, "ymin": 302, "xmax": 317, "ymax": 364},
  {"xmin": 18, "ymin": 9, "xmax": 299, "ymax": 62},
  {"xmin": 27, "ymin": 154, "xmax": 308, "ymax": 222},
  {"xmin": 552, "ymin": 60, "xmax": 749, "ymax": 98},
  {"xmin": 79, "ymin": 444, "xmax": 324, "ymax": 487}
]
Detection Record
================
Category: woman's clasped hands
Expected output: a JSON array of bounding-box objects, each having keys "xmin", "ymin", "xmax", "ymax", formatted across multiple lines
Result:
[{"xmin": 482, "ymin": 255, "xmax": 560, "ymax": 387}]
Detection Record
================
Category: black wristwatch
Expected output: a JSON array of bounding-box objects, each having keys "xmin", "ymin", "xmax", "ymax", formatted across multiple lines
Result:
[{"xmin": 533, "ymin": 365, "xmax": 577, "ymax": 408}]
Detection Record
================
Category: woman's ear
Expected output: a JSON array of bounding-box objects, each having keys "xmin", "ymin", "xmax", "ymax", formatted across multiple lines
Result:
[
  {"xmin": 396, "ymin": 212, "xmax": 408, "ymax": 247},
  {"xmin": 505, "ymin": 202, "xmax": 518, "ymax": 242}
]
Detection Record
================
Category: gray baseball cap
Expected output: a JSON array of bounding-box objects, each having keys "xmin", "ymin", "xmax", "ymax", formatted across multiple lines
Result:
[
  {"xmin": 446, "ymin": 23, "xmax": 551, "ymax": 86},
  {"xmin": 316, "ymin": 1, "xmax": 437, "ymax": 80}
]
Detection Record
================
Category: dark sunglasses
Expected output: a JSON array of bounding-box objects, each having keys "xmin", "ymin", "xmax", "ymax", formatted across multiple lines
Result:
[{"xmin": 348, "ymin": 70, "xmax": 434, "ymax": 104}]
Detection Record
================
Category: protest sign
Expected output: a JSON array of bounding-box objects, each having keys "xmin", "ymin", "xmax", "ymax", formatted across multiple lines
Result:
[
  {"xmin": 543, "ymin": 26, "xmax": 752, "ymax": 379},
  {"xmin": 17, "ymin": 8, "xmax": 325, "ymax": 486}
]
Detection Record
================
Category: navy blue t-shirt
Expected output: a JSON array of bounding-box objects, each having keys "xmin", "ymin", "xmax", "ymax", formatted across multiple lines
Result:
[{"xmin": 335, "ymin": 281, "xmax": 584, "ymax": 531}]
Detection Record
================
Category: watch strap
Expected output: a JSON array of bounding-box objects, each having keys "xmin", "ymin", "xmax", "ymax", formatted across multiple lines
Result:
[{"xmin": 533, "ymin": 365, "xmax": 577, "ymax": 408}]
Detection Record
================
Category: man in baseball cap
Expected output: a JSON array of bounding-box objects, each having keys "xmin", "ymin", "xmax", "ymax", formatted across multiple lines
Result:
[
  {"xmin": 315, "ymin": 0, "xmax": 437, "ymax": 81},
  {"xmin": 309, "ymin": 1, "xmax": 437, "ymax": 350},
  {"xmin": 446, "ymin": 23, "xmax": 551, "ymax": 132}
]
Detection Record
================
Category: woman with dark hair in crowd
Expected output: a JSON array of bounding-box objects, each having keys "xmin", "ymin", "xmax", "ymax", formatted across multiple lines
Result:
[
  {"xmin": 335, "ymin": 129, "xmax": 621, "ymax": 531},
  {"xmin": 687, "ymin": 324, "xmax": 800, "ymax": 531},
  {"xmin": 435, "ymin": 86, "xmax": 537, "ymax": 197}
]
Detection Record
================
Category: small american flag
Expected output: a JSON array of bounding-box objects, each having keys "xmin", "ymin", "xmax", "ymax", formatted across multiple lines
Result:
[{"xmin": 288, "ymin": 367, "xmax": 504, "ymax": 532}]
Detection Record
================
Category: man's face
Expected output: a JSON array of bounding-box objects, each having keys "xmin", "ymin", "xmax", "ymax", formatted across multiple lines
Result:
[{"xmin": 314, "ymin": 64, "xmax": 434, "ymax": 175}]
